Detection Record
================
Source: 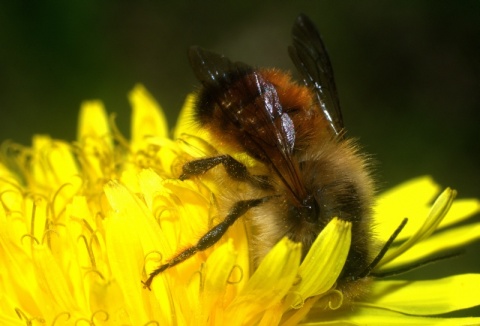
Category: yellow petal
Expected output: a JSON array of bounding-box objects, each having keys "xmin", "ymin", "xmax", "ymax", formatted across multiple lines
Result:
[
  {"xmin": 77, "ymin": 100, "xmax": 111, "ymax": 147},
  {"xmin": 303, "ymin": 306, "xmax": 480, "ymax": 325},
  {"xmin": 32, "ymin": 136, "xmax": 78, "ymax": 188},
  {"xmin": 199, "ymin": 239, "xmax": 238, "ymax": 323},
  {"xmin": 107, "ymin": 175, "xmax": 171, "ymax": 258},
  {"xmin": 258, "ymin": 302, "xmax": 284, "ymax": 326},
  {"xmin": 104, "ymin": 182, "xmax": 149, "ymax": 324},
  {"xmin": 440, "ymin": 198, "xmax": 480, "ymax": 228},
  {"xmin": 0, "ymin": 302, "xmax": 28, "ymax": 326},
  {"xmin": 376, "ymin": 176, "xmax": 440, "ymax": 209},
  {"xmin": 173, "ymin": 93, "xmax": 200, "ymax": 140},
  {"xmin": 363, "ymin": 274, "xmax": 480, "ymax": 315},
  {"xmin": 203, "ymin": 239, "xmax": 237, "ymax": 295},
  {"xmin": 374, "ymin": 176, "xmax": 440, "ymax": 241},
  {"xmin": 0, "ymin": 235, "xmax": 41, "ymax": 317},
  {"xmin": 378, "ymin": 188, "xmax": 455, "ymax": 267},
  {"xmin": 226, "ymin": 238, "xmax": 301, "ymax": 325},
  {"xmin": 76, "ymin": 100, "xmax": 115, "ymax": 181},
  {"xmin": 379, "ymin": 222, "xmax": 480, "ymax": 270},
  {"xmin": 293, "ymin": 218, "xmax": 351, "ymax": 302},
  {"xmin": 129, "ymin": 84, "xmax": 169, "ymax": 144},
  {"xmin": 155, "ymin": 178, "xmax": 212, "ymax": 249},
  {"xmin": 31, "ymin": 244, "xmax": 81, "ymax": 318}
]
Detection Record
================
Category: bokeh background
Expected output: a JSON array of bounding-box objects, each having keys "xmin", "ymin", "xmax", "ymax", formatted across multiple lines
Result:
[{"xmin": 1, "ymin": 1, "xmax": 479, "ymax": 316}]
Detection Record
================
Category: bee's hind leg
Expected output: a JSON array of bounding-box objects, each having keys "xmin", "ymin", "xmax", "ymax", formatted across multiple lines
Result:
[{"xmin": 142, "ymin": 195, "xmax": 275, "ymax": 290}]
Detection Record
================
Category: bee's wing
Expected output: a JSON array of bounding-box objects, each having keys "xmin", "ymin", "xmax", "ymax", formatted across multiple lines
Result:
[
  {"xmin": 188, "ymin": 46, "xmax": 252, "ymax": 90},
  {"xmin": 189, "ymin": 47, "xmax": 309, "ymax": 205},
  {"xmin": 289, "ymin": 14, "xmax": 344, "ymax": 136},
  {"xmin": 240, "ymin": 71, "xmax": 310, "ymax": 204}
]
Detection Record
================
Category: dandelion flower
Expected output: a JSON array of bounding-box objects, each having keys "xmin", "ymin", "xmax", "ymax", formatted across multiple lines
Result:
[{"xmin": 1, "ymin": 85, "xmax": 479, "ymax": 325}]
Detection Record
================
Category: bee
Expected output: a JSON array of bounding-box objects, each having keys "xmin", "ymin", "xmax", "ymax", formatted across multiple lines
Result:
[{"xmin": 143, "ymin": 14, "xmax": 405, "ymax": 299}]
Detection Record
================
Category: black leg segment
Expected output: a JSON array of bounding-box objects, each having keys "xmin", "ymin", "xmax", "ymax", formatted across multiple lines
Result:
[
  {"xmin": 142, "ymin": 195, "xmax": 275, "ymax": 289},
  {"xmin": 180, "ymin": 154, "xmax": 272, "ymax": 189}
]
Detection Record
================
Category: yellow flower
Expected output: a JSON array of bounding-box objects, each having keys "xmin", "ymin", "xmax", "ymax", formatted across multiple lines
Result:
[{"xmin": 1, "ymin": 84, "xmax": 479, "ymax": 325}]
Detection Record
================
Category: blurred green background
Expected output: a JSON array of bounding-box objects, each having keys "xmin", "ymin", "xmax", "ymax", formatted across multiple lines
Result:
[{"xmin": 1, "ymin": 0, "xmax": 479, "ymax": 315}]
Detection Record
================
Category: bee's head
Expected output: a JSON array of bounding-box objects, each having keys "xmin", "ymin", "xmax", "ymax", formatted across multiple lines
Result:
[{"xmin": 286, "ymin": 138, "xmax": 375, "ymax": 266}]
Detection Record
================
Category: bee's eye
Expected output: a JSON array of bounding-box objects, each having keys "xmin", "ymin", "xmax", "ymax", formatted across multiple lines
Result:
[
  {"xmin": 302, "ymin": 195, "xmax": 319, "ymax": 223},
  {"xmin": 286, "ymin": 195, "xmax": 319, "ymax": 224}
]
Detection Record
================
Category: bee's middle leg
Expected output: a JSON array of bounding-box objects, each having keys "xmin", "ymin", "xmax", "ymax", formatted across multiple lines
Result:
[{"xmin": 180, "ymin": 154, "xmax": 272, "ymax": 189}]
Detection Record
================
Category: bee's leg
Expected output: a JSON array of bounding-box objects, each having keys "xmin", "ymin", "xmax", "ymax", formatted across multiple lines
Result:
[
  {"xmin": 180, "ymin": 154, "xmax": 272, "ymax": 189},
  {"xmin": 142, "ymin": 195, "xmax": 274, "ymax": 290}
]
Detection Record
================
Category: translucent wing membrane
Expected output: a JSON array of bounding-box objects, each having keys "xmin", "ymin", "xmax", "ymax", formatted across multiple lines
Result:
[{"xmin": 289, "ymin": 14, "xmax": 344, "ymax": 136}]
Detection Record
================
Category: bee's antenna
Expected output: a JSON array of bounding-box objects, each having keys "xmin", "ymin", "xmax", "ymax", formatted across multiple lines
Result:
[
  {"xmin": 355, "ymin": 218, "xmax": 408, "ymax": 279},
  {"xmin": 371, "ymin": 250, "xmax": 464, "ymax": 278}
]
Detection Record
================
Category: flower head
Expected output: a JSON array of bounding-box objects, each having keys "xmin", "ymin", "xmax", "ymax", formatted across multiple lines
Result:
[{"xmin": 1, "ymin": 84, "xmax": 479, "ymax": 325}]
